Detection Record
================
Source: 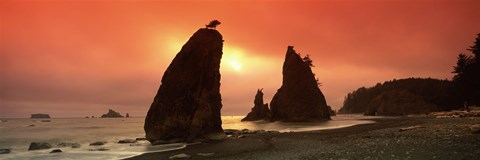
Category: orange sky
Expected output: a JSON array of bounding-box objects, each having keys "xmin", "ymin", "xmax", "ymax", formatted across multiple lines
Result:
[{"xmin": 1, "ymin": 0, "xmax": 479, "ymax": 118}]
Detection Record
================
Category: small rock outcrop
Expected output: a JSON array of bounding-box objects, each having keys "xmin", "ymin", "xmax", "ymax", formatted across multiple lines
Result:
[
  {"xmin": 50, "ymin": 149, "xmax": 62, "ymax": 153},
  {"xmin": 28, "ymin": 142, "xmax": 52, "ymax": 151},
  {"xmin": 57, "ymin": 142, "xmax": 81, "ymax": 148},
  {"xmin": 89, "ymin": 141, "xmax": 107, "ymax": 146},
  {"xmin": 269, "ymin": 46, "xmax": 331, "ymax": 122},
  {"xmin": 144, "ymin": 28, "xmax": 225, "ymax": 143},
  {"xmin": 328, "ymin": 106, "xmax": 336, "ymax": 116},
  {"xmin": 30, "ymin": 114, "xmax": 50, "ymax": 119},
  {"xmin": 242, "ymin": 89, "xmax": 271, "ymax": 121},
  {"xmin": 118, "ymin": 139, "xmax": 137, "ymax": 144},
  {"xmin": 101, "ymin": 109, "xmax": 124, "ymax": 118},
  {"xmin": 0, "ymin": 149, "xmax": 11, "ymax": 154}
]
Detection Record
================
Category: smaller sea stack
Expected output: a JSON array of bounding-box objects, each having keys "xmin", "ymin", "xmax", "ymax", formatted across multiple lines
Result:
[{"xmin": 242, "ymin": 89, "xmax": 271, "ymax": 121}]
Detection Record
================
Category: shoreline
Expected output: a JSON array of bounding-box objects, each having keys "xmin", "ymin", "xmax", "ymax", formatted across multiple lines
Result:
[{"xmin": 126, "ymin": 116, "xmax": 480, "ymax": 160}]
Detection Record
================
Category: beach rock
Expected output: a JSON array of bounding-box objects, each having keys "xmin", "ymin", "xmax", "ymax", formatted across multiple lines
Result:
[
  {"xmin": 135, "ymin": 137, "xmax": 148, "ymax": 141},
  {"xmin": 89, "ymin": 148, "xmax": 109, "ymax": 151},
  {"xmin": 267, "ymin": 130, "xmax": 280, "ymax": 134},
  {"xmin": 41, "ymin": 120, "xmax": 51, "ymax": 122},
  {"xmin": 470, "ymin": 124, "xmax": 480, "ymax": 134},
  {"xmin": 28, "ymin": 142, "xmax": 52, "ymax": 150},
  {"xmin": 89, "ymin": 141, "xmax": 107, "ymax": 146},
  {"xmin": 0, "ymin": 149, "xmax": 11, "ymax": 154},
  {"xmin": 152, "ymin": 138, "xmax": 183, "ymax": 145},
  {"xmin": 50, "ymin": 149, "xmax": 62, "ymax": 153},
  {"xmin": 169, "ymin": 153, "xmax": 191, "ymax": 159},
  {"xmin": 30, "ymin": 114, "xmax": 50, "ymax": 119},
  {"xmin": 242, "ymin": 89, "xmax": 271, "ymax": 121},
  {"xmin": 101, "ymin": 109, "xmax": 124, "ymax": 118},
  {"xmin": 57, "ymin": 142, "xmax": 81, "ymax": 148},
  {"xmin": 144, "ymin": 28, "xmax": 225, "ymax": 143},
  {"xmin": 27, "ymin": 124, "xmax": 35, "ymax": 127},
  {"xmin": 269, "ymin": 46, "xmax": 331, "ymax": 122},
  {"xmin": 224, "ymin": 129, "xmax": 241, "ymax": 135},
  {"xmin": 197, "ymin": 152, "xmax": 215, "ymax": 156},
  {"xmin": 118, "ymin": 139, "xmax": 137, "ymax": 143}
]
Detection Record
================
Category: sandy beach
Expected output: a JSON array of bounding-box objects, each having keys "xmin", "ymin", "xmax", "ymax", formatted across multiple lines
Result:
[{"xmin": 127, "ymin": 116, "xmax": 480, "ymax": 160}]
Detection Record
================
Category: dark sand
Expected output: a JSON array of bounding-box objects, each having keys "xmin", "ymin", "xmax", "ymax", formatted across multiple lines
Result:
[{"xmin": 127, "ymin": 116, "xmax": 480, "ymax": 160}]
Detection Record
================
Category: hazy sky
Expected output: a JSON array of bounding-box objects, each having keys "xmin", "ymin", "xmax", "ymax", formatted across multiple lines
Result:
[{"xmin": 1, "ymin": 0, "xmax": 479, "ymax": 118}]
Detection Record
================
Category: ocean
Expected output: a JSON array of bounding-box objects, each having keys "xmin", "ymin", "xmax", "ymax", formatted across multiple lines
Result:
[{"xmin": 0, "ymin": 115, "xmax": 373, "ymax": 160}]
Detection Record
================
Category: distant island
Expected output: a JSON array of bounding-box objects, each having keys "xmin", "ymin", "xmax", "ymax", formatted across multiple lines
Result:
[
  {"xmin": 101, "ymin": 109, "xmax": 124, "ymax": 118},
  {"xmin": 30, "ymin": 114, "xmax": 50, "ymax": 119}
]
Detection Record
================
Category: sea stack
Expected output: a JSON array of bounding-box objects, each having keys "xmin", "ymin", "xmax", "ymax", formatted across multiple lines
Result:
[
  {"xmin": 242, "ymin": 89, "xmax": 271, "ymax": 121},
  {"xmin": 269, "ymin": 46, "xmax": 331, "ymax": 122},
  {"xmin": 100, "ymin": 109, "xmax": 124, "ymax": 118},
  {"xmin": 144, "ymin": 28, "xmax": 224, "ymax": 143}
]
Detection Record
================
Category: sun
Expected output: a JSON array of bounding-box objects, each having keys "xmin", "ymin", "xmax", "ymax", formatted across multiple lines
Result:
[
  {"xmin": 223, "ymin": 46, "xmax": 244, "ymax": 72},
  {"xmin": 230, "ymin": 60, "xmax": 242, "ymax": 71}
]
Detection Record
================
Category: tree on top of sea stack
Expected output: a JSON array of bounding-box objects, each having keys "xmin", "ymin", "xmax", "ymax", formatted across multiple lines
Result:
[
  {"xmin": 205, "ymin": 20, "xmax": 221, "ymax": 30},
  {"xmin": 269, "ymin": 46, "xmax": 331, "ymax": 122},
  {"xmin": 144, "ymin": 25, "xmax": 224, "ymax": 144}
]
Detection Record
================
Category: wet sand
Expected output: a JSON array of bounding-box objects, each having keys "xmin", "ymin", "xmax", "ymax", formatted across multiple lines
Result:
[{"xmin": 127, "ymin": 116, "xmax": 480, "ymax": 160}]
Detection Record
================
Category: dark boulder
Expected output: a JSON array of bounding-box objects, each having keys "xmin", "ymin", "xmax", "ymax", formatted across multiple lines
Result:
[
  {"xmin": 30, "ymin": 114, "xmax": 50, "ymax": 119},
  {"xmin": 269, "ymin": 46, "xmax": 331, "ymax": 122},
  {"xmin": 0, "ymin": 149, "xmax": 11, "ymax": 154},
  {"xmin": 242, "ymin": 89, "xmax": 271, "ymax": 121},
  {"xmin": 28, "ymin": 142, "xmax": 52, "ymax": 151},
  {"xmin": 101, "ymin": 109, "xmax": 123, "ymax": 118},
  {"xmin": 57, "ymin": 142, "xmax": 81, "ymax": 148},
  {"xmin": 89, "ymin": 141, "xmax": 107, "ymax": 146},
  {"xmin": 50, "ymin": 149, "xmax": 62, "ymax": 153},
  {"xmin": 144, "ymin": 28, "xmax": 225, "ymax": 143},
  {"xmin": 118, "ymin": 139, "xmax": 137, "ymax": 144}
]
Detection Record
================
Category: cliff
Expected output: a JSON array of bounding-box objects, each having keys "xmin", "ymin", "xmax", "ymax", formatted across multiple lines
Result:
[
  {"xmin": 269, "ymin": 46, "xmax": 331, "ymax": 122},
  {"xmin": 242, "ymin": 89, "xmax": 271, "ymax": 121},
  {"xmin": 144, "ymin": 28, "xmax": 224, "ymax": 143}
]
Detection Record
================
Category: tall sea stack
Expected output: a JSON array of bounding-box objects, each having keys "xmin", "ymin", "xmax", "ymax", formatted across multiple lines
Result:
[
  {"xmin": 144, "ymin": 28, "xmax": 224, "ymax": 143},
  {"xmin": 242, "ymin": 89, "xmax": 271, "ymax": 121},
  {"xmin": 270, "ymin": 46, "xmax": 331, "ymax": 122}
]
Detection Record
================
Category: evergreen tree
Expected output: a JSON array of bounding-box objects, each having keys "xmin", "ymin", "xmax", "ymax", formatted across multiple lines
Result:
[
  {"xmin": 452, "ymin": 53, "xmax": 472, "ymax": 82},
  {"xmin": 302, "ymin": 54, "xmax": 314, "ymax": 67},
  {"xmin": 452, "ymin": 33, "xmax": 480, "ymax": 106}
]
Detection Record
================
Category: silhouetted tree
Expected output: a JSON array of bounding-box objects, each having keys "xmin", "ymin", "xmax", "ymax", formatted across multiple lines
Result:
[
  {"xmin": 205, "ymin": 20, "xmax": 221, "ymax": 30},
  {"xmin": 468, "ymin": 33, "xmax": 480, "ymax": 58},
  {"xmin": 452, "ymin": 53, "xmax": 472, "ymax": 81},
  {"xmin": 452, "ymin": 33, "xmax": 480, "ymax": 106},
  {"xmin": 302, "ymin": 54, "xmax": 315, "ymax": 67}
]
